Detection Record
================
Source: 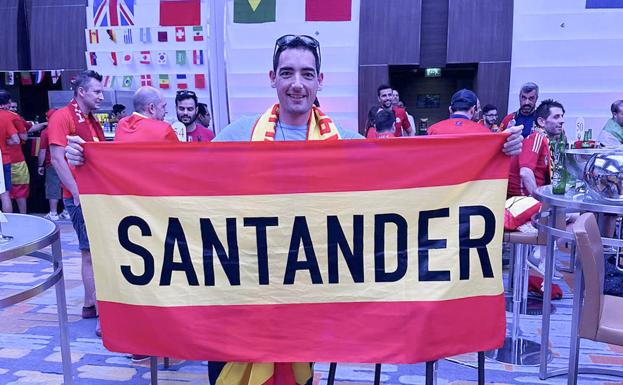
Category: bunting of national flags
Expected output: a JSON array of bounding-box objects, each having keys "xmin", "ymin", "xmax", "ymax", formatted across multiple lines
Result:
[
  {"xmin": 86, "ymin": 26, "xmax": 205, "ymax": 47},
  {"xmin": 1, "ymin": 70, "xmax": 63, "ymax": 86}
]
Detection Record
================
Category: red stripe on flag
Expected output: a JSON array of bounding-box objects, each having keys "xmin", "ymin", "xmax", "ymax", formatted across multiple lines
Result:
[
  {"xmin": 109, "ymin": 0, "xmax": 119, "ymax": 26},
  {"xmin": 76, "ymin": 134, "xmax": 511, "ymax": 196},
  {"xmin": 98, "ymin": 294, "xmax": 505, "ymax": 363}
]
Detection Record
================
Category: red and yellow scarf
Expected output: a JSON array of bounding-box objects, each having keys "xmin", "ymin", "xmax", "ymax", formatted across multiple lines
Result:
[
  {"xmin": 68, "ymin": 99, "xmax": 105, "ymax": 142},
  {"xmin": 250, "ymin": 103, "xmax": 340, "ymax": 141}
]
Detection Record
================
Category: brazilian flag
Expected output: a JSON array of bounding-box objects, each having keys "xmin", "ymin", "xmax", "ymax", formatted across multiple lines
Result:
[{"xmin": 234, "ymin": 0, "xmax": 276, "ymax": 23}]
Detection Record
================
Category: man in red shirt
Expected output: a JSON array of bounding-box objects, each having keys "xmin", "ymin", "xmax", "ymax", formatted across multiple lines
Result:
[
  {"xmin": 176, "ymin": 90, "xmax": 215, "ymax": 142},
  {"xmin": 428, "ymin": 89, "xmax": 489, "ymax": 135},
  {"xmin": 0, "ymin": 91, "xmax": 21, "ymax": 212},
  {"xmin": 47, "ymin": 70, "xmax": 105, "ymax": 332},
  {"xmin": 115, "ymin": 86, "xmax": 179, "ymax": 143},
  {"xmin": 366, "ymin": 85, "xmax": 413, "ymax": 137},
  {"xmin": 507, "ymin": 99, "xmax": 565, "ymax": 197}
]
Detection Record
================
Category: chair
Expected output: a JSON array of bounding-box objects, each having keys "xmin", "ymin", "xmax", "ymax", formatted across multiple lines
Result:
[{"xmin": 568, "ymin": 213, "xmax": 623, "ymax": 385}]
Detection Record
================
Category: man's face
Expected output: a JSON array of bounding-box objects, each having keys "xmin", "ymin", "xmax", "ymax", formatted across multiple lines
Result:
[
  {"xmin": 198, "ymin": 111, "xmax": 211, "ymax": 128},
  {"xmin": 154, "ymin": 97, "xmax": 167, "ymax": 121},
  {"xmin": 613, "ymin": 107, "xmax": 623, "ymax": 126},
  {"xmin": 519, "ymin": 90, "xmax": 538, "ymax": 115},
  {"xmin": 392, "ymin": 90, "xmax": 399, "ymax": 106},
  {"xmin": 483, "ymin": 109, "xmax": 498, "ymax": 126},
  {"xmin": 539, "ymin": 106, "xmax": 565, "ymax": 137},
  {"xmin": 176, "ymin": 98, "xmax": 197, "ymax": 126},
  {"xmin": 270, "ymin": 48, "xmax": 323, "ymax": 118},
  {"xmin": 378, "ymin": 88, "xmax": 393, "ymax": 109},
  {"xmin": 79, "ymin": 79, "xmax": 104, "ymax": 111},
  {"xmin": 9, "ymin": 101, "xmax": 17, "ymax": 113}
]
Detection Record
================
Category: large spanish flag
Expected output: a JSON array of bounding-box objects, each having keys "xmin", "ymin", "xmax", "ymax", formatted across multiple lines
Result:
[{"xmin": 76, "ymin": 134, "xmax": 509, "ymax": 364}]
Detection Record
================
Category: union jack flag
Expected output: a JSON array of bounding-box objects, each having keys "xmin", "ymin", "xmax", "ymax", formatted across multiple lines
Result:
[{"xmin": 93, "ymin": 0, "xmax": 135, "ymax": 27}]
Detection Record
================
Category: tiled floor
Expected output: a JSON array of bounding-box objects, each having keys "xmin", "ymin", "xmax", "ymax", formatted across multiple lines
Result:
[{"xmin": 0, "ymin": 219, "xmax": 622, "ymax": 384}]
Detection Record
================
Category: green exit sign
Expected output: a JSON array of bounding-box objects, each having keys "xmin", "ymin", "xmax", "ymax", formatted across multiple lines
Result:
[{"xmin": 425, "ymin": 68, "xmax": 442, "ymax": 77}]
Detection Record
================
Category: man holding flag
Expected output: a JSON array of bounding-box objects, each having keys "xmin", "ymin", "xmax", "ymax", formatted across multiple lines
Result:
[{"xmin": 66, "ymin": 35, "xmax": 523, "ymax": 385}]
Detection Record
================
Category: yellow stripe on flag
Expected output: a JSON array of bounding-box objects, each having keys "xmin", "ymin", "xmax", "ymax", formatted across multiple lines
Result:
[{"xmin": 83, "ymin": 179, "xmax": 506, "ymax": 307}]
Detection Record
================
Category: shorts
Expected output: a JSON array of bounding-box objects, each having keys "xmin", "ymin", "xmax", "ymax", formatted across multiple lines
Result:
[
  {"xmin": 45, "ymin": 166, "xmax": 62, "ymax": 200},
  {"xmin": 2, "ymin": 163, "xmax": 11, "ymax": 193},
  {"xmin": 9, "ymin": 161, "xmax": 30, "ymax": 199},
  {"xmin": 64, "ymin": 198, "xmax": 90, "ymax": 250}
]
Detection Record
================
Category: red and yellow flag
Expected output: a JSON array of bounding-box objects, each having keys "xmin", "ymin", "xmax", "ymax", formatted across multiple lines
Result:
[{"xmin": 76, "ymin": 134, "xmax": 509, "ymax": 364}]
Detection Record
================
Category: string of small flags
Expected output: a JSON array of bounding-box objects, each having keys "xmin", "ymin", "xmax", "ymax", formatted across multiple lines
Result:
[{"xmin": 1, "ymin": 70, "xmax": 64, "ymax": 86}]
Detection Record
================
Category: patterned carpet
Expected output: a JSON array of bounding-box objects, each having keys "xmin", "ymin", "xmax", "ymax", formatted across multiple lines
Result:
[{"xmin": 0, "ymin": 219, "xmax": 622, "ymax": 385}]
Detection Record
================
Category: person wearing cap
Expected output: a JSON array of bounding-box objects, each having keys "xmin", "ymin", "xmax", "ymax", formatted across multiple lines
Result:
[{"xmin": 427, "ymin": 89, "xmax": 523, "ymax": 156}]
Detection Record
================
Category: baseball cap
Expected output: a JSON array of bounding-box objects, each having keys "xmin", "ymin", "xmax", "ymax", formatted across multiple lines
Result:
[{"xmin": 450, "ymin": 89, "xmax": 477, "ymax": 111}]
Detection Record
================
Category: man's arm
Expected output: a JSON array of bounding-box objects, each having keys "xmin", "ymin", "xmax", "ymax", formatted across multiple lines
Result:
[
  {"xmin": 597, "ymin": 129, "xmax": 621, "ymax": 148},
  {"xmin": 50, "ymin": 144, "xmax": 80, "ymax": 204},
  {"xmin": 519, "ymin": 167, "xmax": 538, "ymax": 195},
  {"xmin": 28, "ymin": 122, "xmax": 47, "ymax": 134},
  {"xmin": 401, "ymin": 110, "xmax": 413, "ymax": 136},
  {"xmin": 37, "ymin": 148, "xmax": 46, "ymax": 175}
]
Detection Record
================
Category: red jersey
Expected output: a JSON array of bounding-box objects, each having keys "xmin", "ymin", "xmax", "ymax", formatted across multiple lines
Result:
[
  {"xmin": 427, "ymin": 117, "xmax": 490, "ymax": 135},
  {"xmin": 366, "ymin": 128, "xmax": 394, "ymax": 139},
  {"xmin": 392, "ymin": 106, "xmax": 411, "ymax": 137},
  {"xmin": 47, "ymin": 106, "xmax": 104, "ymax": 198},
  {"xmin": 186, "ymin": 123, "xmax": 215, "ymax": 142},
  {"xmin": 0, "ymin": 110, "xmax": 19, "ymax": 164},
  {"xmin": 39, "ymin": 129, "xmax": 52, "ymax": 166},
  {"xmin": 114, "ymin": 113, "xmax": 179, "ymax": 143},
  {"xmin": 6, "ymin": 111, "xmax": 28, "ymax": 163},
  {"xmin": 507, "ymin": 130, "xmax": 551, "ymax": 197}
]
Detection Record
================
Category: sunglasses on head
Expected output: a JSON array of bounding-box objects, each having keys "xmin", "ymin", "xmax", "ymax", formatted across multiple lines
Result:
[
  {"xmin": 176, "ymin": 90, "xmax": 196, "ymax": 96},
  {"xmin": 273, "ymin": 34, "xmax": 321, "ymax": 70}
]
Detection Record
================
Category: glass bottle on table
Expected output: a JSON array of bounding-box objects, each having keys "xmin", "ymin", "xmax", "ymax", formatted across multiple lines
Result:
[{"xmin": 551, "ymin": 131, "xmax": 568, "ymax": 194}]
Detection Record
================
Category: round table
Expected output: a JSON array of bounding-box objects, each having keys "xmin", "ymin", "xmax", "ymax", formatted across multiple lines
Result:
[
  {"xmin": 532, "ymin": 185, "xmax": 623, "ymax": 380},
  {"xmin": 0, "ymin": 214, "xmax": 73, "ymax": 385}
]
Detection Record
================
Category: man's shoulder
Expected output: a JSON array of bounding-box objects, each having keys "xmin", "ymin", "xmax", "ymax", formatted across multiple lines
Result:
[
  {"xmin": 48, "ymin": 107, "xmax": 72, "ymax": 126},
  {"xmin": 213, "ymin": 115, "xmax": 259, "ymax": 142}
]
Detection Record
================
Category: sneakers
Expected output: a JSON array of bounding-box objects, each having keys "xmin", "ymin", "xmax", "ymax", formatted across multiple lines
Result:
[
  {"xmin": 44, "ymin": 212, "xmax": 59, "ymax": 221},
  {"xmin": 82, "ymin": 305, "xmax": 97, "ymax": 319},
  {"xmin": 131, "ymin": 354, "xmax": 150, "ymax": 362},
  {"xmin": 60, "ymin": 210, "xmax": 71, "ymax": 220}
]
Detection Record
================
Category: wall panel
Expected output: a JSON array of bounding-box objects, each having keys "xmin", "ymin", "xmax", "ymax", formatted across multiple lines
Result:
[
  {"xmin": 29, "ymin": 0, "xmax": 87, "ymax": 70},
  {"xmin": 475, "ymin": 62, "xmax": 511, "ymax": 117},
  {"xmin": 0, "ymin": 1, "xmax": 20, "ymax": 70},
  {"xmin": 446, "ymin": 0, "xmax": 513, "ymax": 63},
  {"xmin": 359, "ymin": 0, "xmax": 422, "ymax": 65},
  {"xmin": 419, "ymin": 0, "xmax": 448, "ymax": 67}
]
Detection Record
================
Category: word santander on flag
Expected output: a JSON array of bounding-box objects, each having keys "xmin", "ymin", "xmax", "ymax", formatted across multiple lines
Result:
[
  {"xmin": 75, "ymin": 135, "xmax": 508, "ymax": 364},
  {"xmin": 160, "ymin": 0, "xmax": 200, "ymax": 26}
]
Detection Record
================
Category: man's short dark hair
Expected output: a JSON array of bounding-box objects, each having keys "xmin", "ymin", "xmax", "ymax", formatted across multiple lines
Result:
[
  {"xmin": 0, "ymin": 90, "xmax": 10, "ymax": 105},
  {"xmin": 374, "ymin": 109, "xmax": 395, "ymax": 132},
  {"xmin": 535, "ymin": 99, "xmax": 565, "ymax": 122},
  {"xmin": 377, "ymin": 84, "xmax": 392, "ymax": 97},
  {"xmin": 482, "ymin": 104, "xmax": 497, "ymax": 114},
  {"xmin": 611, "ymin": 100, "xmax": 623, "ymax": 114},
  {"xmin": 450, "ymin": 89, "xmax": 478, "ymax": 112},
  {"xmin": 112, "ymin": 104, "xmax": 126, "ymax": 115},
  {"xmin": 72, "ymin": 70, "xmax": 103, "ymax": 96},
  {"xmin": 197, "ymin": 103, "xmax": 209, "ymax": 116},
  {"xmin": 175, "ymin": 90, "xmax": 198, "ymax": 106},
  {"xmin": 273, "ymin": 35, "xmax": 321, "ymax": 74}
]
